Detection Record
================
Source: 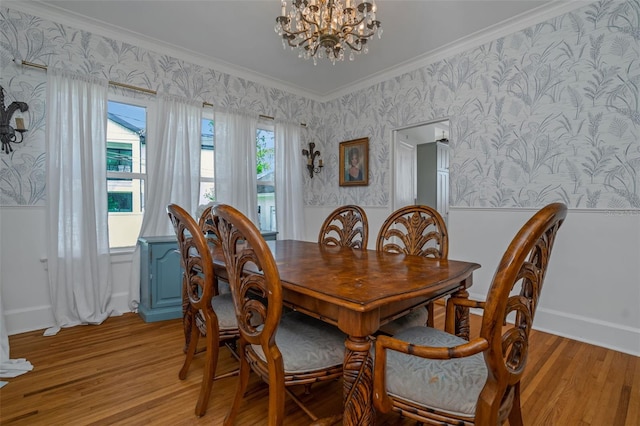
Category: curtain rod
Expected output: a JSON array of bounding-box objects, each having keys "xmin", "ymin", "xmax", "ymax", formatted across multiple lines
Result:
[
  {"xmin": 17, "ymin": 59, "xmax": 306, "ymax": 126},
  {"xmin": 17, "ymin": 59, "xmax": 158, "ymax": 95}
]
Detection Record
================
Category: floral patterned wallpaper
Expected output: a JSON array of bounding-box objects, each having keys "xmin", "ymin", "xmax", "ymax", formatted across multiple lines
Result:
[
  {"xmin": 0, "ymin": 6, "xmax": 322, "ymax": 206},
  {"xmin": 1, "ymin": 1, "xmax": 639, "ymax": 209},
  {"xmin": 319, "ymin": 0, "xmax": 640, "ymax": 209}
]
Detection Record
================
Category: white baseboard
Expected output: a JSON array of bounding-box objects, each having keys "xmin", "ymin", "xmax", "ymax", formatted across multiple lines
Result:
[
  {"xmin": 5, "ymin": 291, "xmax": 133, "ymax": 336},
  {"xmin": 4, "ymin": 304, "xmax": 55, "ymax": 336},
  {"xmin": 466, "ymin": 291, "xmax": 640, "ymax": 357},
  {"xmin": 533, "ymin": 307, "xmax": 640, "ymax": 357}
]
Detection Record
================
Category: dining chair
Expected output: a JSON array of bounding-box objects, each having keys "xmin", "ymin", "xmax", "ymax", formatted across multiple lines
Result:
[
  {"xmin": 373, "ymin": 202, "xmax": 567, "ymax": 425},
  {"xmin": 376, "ymin": 205, "xmax": 448, "ymax": 333},
  {"xmin": 167, "ymin": 204, "xmax": 239, "ymax": 417},
  {"xmin": 318, "ymin": 204, "xmax": 369, "ymax": 249},
  {"xmin": 214, "ymin": 203, "xmax": 345, "ymax": 426}
]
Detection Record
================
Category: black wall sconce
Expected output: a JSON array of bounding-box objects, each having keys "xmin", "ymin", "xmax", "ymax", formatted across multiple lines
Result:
[
  {"xmin": 302, "ymin": 142, "xmax": 323, "ymax": 178},
  {"xmin": 0, "ymin": 85, "xmax": 29, "ymax": 154}
]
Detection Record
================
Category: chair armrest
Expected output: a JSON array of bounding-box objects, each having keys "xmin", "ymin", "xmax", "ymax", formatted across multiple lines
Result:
[
  {"xmin": 373, "ymin": 333, "xmax": 489, "ymax": 413},
  {"xmin": 376, "ymin": 334, "xmax": 489, "ymax": 360},
  {"xmin": 445, "ymin": 296, "xmax": 486, "ymax": 335}
]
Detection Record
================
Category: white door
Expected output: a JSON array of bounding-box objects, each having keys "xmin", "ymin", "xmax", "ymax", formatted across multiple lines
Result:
[
  {"xmin": 436, "ymin": 142, "xmax": 450, "ymax": 224},
  {"xmin": 394, "ymin": 139, "xmax": 416, "ymax": 210}
]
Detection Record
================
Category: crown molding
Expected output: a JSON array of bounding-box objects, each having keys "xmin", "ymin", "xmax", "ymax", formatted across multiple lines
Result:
[
  {"xmin": 4, "ymin": 1, "xmax": 324, "ymax": 102},
  {"xmin": 319, "ymin": 0, "xmax": 591, "ymax": 102},
  {"xmin": 5, "ymin": 0, "xmax": 591, "ymax": 104}
]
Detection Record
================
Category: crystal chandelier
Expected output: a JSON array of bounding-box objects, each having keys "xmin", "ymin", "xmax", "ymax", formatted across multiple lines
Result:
[{"xmin": 275, "ymin": 0, "xmax": 382, "ymax": 64}]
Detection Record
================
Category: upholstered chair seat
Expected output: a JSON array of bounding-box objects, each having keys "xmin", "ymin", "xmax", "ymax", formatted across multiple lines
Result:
[
  {"xmin": 194, "ymin": 294, "xmax": 237, "ymax": 333},
  {"xmin": 379, "ymin": 308, "xmax": 429, "ymax": 336},
  {"xmin": 384, "ymin": 326, "xmax": 487, "ymax": 418},
  {"xmin": 251, "ymin": 312, "xmax": 345, "ymax": 373}
]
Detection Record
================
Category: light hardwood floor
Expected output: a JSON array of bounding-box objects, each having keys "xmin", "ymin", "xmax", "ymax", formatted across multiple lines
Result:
[{"xmin": 1, "ymin": 308, "xmax": 638, "ymax": 425}]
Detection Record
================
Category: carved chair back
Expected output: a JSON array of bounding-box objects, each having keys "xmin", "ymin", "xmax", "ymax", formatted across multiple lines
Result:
[
  {"xmin": 168, "ymin": 203, "xmax": 240, "ymax": 417},
  {"xmin": 214, "ymin": 203, "xmax": 283, "ymax": 367},
  {"xmin": 476, "ymin": 202, "xmax": 567, "ymax": 422},
  {"xmin": 168, "ymin": 204, "xmax": 219, "ymax": 325},
  {"xmin": 318, "ymin": 204, "xmax": 369, "ymax": 249},
  {"xmin": 376, "ymin": 205, "xmax": 448, "ymax": 259}
]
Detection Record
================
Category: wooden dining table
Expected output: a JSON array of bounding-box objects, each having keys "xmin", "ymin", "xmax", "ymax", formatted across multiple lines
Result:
[
  {"xmin": 245, "ymin": 240, "xmax": 480, "ymax": 425},
  {"xmin": 217, "ymin": 239, "xmax": 480, "ymax": 425}
]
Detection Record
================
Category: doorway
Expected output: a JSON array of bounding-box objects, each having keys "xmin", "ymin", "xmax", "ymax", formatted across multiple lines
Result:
[{"xmin": 393, "ymin": 119, "xmax": 450, "ymax": 223}]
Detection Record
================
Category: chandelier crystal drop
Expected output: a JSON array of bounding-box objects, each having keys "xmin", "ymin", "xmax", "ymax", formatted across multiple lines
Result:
[{"xmin": 275, "ymin": 0, "xmax": 382, "ymax": 64}]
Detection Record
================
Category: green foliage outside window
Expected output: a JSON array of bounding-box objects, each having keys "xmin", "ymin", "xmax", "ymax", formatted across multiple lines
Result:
[{"xmin": 257, "ymin": 129, "xmax": 275, "ymax": 175}]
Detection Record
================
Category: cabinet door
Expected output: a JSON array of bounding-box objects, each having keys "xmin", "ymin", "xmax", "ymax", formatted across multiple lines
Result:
[{"xmin": 150, "ymin": 242, "xmax": 182, "ymax": 309}]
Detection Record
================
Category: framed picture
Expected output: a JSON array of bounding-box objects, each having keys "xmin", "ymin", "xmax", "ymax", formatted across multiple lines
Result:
[{"xmin": 339, "ymin": 137, "xmax": 369, "ymax": 186}]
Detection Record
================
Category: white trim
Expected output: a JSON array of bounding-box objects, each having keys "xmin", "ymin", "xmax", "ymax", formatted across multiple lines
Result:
[
  {"xmin": 450, "ymin": 206, "xmax": 640, "ymax": 214},
  {"xmin": 7, "ymin": 0, "xmax": 590, "ymax": 103},
  {"xmin": 534, "ymin": 306, "xmax": 640, "ymax": 357},
  {"xmin": 466, "ymin": 292, "xmax": 640, "ymax": 357}
]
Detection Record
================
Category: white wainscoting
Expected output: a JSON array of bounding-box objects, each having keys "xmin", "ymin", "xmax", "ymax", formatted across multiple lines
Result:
[
  {"xmin": 448, "ymin": 207, "xmax": 640, "ymax": 357},
  {"xmin": 1, "ymin": 207, "xmax": 135, "ymax": 335},
  {"xmin": 3, "ymin": 205, "xmax": 639, "ymax": 356}
]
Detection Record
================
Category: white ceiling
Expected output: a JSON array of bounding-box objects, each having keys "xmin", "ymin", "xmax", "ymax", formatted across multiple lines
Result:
[{"xmin": 19, "ymin": 1, "xmax": 579, "ymax": 100}]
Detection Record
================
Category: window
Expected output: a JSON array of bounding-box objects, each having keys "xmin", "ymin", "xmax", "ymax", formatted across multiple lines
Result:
[
  {"xmin": 106, "ymin": 99, "xmax": 148, "ymax": 248},
  {"xmin": 257, "ymin": 125, "xmax": 276, "ymax": 232},
  {"xmin": 199, "ymin": 111, "xmax": 215, "ymax": 205},
  {"xmin": 197, "ymin": 116, "xmax": 275, "ymax": 232}
]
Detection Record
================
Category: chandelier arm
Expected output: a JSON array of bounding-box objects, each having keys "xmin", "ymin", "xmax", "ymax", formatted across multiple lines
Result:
[
  {"xmin": 343, "ymin": 40, "xmax": 364, "ymax": 52},
  {"xmin": 309, "ymin": 42, "xmax": 321, "ymax": 56},
  {"xmin": 284, "ymin": 32, "xmax": 316, "ymax": 49},
  {"xmin": 343, "ymin": 15, "xmax": 366, "ymax": 30},
  {"xmin": 280, "ymin": 25, "xmax": 313, "ymax": 38},
  {"xmin": 298, "ymin": 10, "xmax": 322, "ymax": 28}
]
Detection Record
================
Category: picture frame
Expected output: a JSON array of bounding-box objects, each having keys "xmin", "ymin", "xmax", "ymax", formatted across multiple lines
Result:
[{"xmin": 339, "ymin": 137, "xmax": 369, "ymax": 186}]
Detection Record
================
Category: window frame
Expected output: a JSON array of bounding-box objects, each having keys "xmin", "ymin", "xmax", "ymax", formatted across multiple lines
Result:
[
  {"xmin": 199, "ymin": 109, "xmax": 215, "ymax": 205},
  {"xmin": 256, "ymin": 122, "xmax": 276, "ymax": 232},
  {"xmin": 106, "ymin": 94, "xmax": 155, "ymax": 250}
]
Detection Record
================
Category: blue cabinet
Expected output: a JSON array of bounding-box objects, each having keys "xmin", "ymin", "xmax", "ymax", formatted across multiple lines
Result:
[
  {"xmin": 138, "ymin": 236, "xmax": 182, "ymax": 322},
  {"xmin": 138, "ymin": 232, "xmax": 278, "ymax": 322}
]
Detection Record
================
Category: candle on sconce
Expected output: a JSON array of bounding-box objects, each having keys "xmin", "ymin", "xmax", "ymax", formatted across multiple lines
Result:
[
  {"xmin": 281, "ymin": 1, "xmax": 286, "ymax": 15},
  {"xmin": 307, "ymin": 157, "xmax": 312, "ymax": 165},
  {"xmin": 319, "ymin": 159, "xmax": 323, "ymax": 167},
  {"xmin": 14, "ymin": 117, "xmax": 25, "ymax": 131}
]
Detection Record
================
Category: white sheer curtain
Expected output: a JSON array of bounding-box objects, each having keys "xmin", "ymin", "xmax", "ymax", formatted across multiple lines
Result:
[
  {"xmin": 275, "ymin": 120, "xmax": 305, "ymax": 239},
  {"xmin": 1, "ymin": 292, "xmax": 33, "ymax": 385},
  {"xmin": 214, "ymin": 109, "xmax": 259, "ymax": 224},
  {"xmin": 45, "ymin": 69, "xmax": 114, "ymax": 335},
  {"xmin": 128, "ymin": 94, "xmax": 202, "ymax": 309}
]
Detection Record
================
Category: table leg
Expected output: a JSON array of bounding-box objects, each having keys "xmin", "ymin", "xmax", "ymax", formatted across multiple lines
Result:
[
  {"xmin": 453, "ymin": 288, "xmax": 470, "ymax": 340},
  {"xmin": 343, "ymin": 336, "xmax": 375, "ymax": 426}
]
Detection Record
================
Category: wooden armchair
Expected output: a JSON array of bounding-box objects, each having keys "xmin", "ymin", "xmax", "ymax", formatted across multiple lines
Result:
[
  {"xmin": 167, "ymin": 204, "xmax": 239, "ymax": 417},
  {"xmin": 373, "ymin": 203, "xmax": 567, "ymax": 425},
  {"xmin": 214, "ymin": 203, "xmax": 345, "ymax": 426},
  {"xmin": 377, "ymin": 205, "xmax": 448, "ymax": 332},
  {"xmin": 318, "ymin": 204, "xmax": 369, "ymax": 249}
]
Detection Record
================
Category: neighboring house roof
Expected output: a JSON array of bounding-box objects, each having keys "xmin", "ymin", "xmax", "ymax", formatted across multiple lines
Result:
[
  {"xmin": 108, "ymin": 112, "xmax": 214, "ymax": 148},
  {"xmin": 257, "ymin": 170, "xmax": 274, "ymax": 193},
  {"xmin": 108, "ymin": 112, "xmax": 144, "ymax": 136}
]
